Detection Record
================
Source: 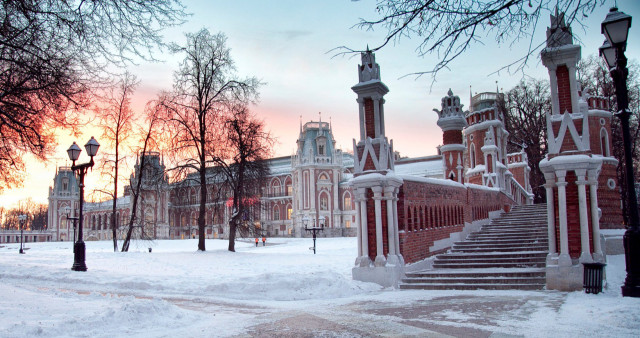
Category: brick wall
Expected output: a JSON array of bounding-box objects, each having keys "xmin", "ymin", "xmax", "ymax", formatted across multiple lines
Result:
[
  {"xmin": 364, "ymin": 98, "xmax": 375, "ymax": 138},
  {"xmin": 599, "ymin": 163, "xmax": 624, "ymax": 229},
  {"xmin": 397, "ymin": 179, "xmax": 514, "ymax": 264},
  {"xmin": 556, "ymin": 65, "xmax": 572, "ymax": 114},
  {"xmin": 443, "ymin": 130, "xmax": 462, "ymax": 145}
]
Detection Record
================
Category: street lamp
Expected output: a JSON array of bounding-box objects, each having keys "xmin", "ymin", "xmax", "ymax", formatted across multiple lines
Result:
[
  {"xmin": 18, "ymin": 214, "xmax": 26, "ymax": 254},
  {"xmin": 600, "ymin": 7, "xmax": 640, "ymax": 297},
  {"xmin": 303, "ymin": 215, "xmax": 324, "ymax": 254},
  {"xmin": 63, "ymin": 206, "xmax": 78, "ymax": 252},
  {"xmin": 66, "ymin": 136, "xmax": 100, "ymax": 271}
]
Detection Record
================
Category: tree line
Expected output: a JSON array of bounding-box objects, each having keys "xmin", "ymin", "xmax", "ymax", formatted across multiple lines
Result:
[{"xmin": 0, "ymin": 199, "xmax": 47, "ymax": 231}]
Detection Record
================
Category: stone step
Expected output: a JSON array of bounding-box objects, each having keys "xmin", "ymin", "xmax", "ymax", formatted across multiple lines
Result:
[
  {"xmin": 402, "ymin": 276, "xmax": 546, "ymax": 285},
  {"xmin": 452, "ymin": 246, "xmax": 548, "ymax": 253},
  {"xmin": 432, "ymin": 262, "xmax": 545, "ymax": 269},
  {"xmin": 483, "ymin": 222, "xmax": 547, "ymax": 226},
  {"xmin": 456, "ymin": 239, "xmax": 548, "ymax": 246},
  {"xmin": 479, "ymin": 228, "xmax": 547, "ymax": 233},
  {"xmin": 468, "ymin": 233, "xmax": 547, "ymax": 239},
  {"xmin": 434, "ymin": 257, "xmax": 546, "ymax": 265},
  {"xmin": 406, "ymin": 268, "xmax": 546, "ymax": 278},
  {"xmin": 399, "ymin": 283, "xmax": 545, "ymax": 290},
  {"xmin": 438, "ymin": 251, "xmax": 547, "ymax": 259},
  {"xmin": 399, "ymin": 203, "xmax": 548, "ymax": 291}
]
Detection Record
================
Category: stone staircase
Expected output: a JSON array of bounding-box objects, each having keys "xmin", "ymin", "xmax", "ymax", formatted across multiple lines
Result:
[{"xmin": 400, "ymin": 204, "xmax": 548, "ymax": 290}]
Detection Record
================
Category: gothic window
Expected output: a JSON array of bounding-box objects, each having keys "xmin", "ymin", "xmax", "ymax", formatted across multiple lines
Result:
[
  {"xmin": 62, "ymin": 178, "xmax": 69, "ymax": 191},
  {"xmin": 320, "ymin": 193, "xmax": 329, "ymax": 211},
  {"xmin": 470, "ymin": 143, "xmax": 476, "ymax": 168},
  {"xmin": 271, "ymin": 178, "xmax": 281, "ymax": 195},
  {"xmin": 600, "ymin": 128, "xmax": 610, "ymax": 157},
  {"xmin": 343, "ymin": 193, "xmax": 352, "ymax": 211},
  {"xmin": 318, "ymin": 145, "xmax": 325, "ymax": 156},
  {"xmin": 285, "ymin": 177, "xmax": 293, "ymax": 196},
  {"xmin": 273, "ymin": 206, "xmax": 280, "ymax": 221},
  {"xmin": 286, "ymin": 205, "xmax": 292, "ymax": 220}
]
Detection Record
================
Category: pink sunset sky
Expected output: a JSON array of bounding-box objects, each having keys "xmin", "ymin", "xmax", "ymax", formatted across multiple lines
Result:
[{"xmin": 2, "ymin": 0, "xmax": 639, "ymax": 208}]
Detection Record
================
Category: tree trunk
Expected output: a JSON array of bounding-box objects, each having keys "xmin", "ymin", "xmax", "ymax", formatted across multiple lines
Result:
[
  {"xmin": 198, "ymin": 160, "xmax": 207, "ymax": 251},
  {"xmin": 228, "ymin": 218, "xmax": 237, "ymax": 252},
  {"xmin": 112, "ymin": 144, "xmax": 119, "ymax": 251}
]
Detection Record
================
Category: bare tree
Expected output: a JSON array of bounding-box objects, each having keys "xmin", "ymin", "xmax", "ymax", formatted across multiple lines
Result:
[
  {"xmin": 502, "ymin": 77, "xmax": 550, "ymax": 203},
  {"xmin": 0, "ymin": 0, "xmax": 186, "ymax": 191},
  {"xmin": 121, "ymin": 106, "xmax": 161, "ymax": 252},
  {"xmin": 0, "ymin": 198, "xmax": 46, "ymax": 230},
  {"xmin": 218, "ymin": 105, "xmax": 273, "ymax": 252},
  {"xmin": 579, "ymin": 55, "xmax": 640, "ymax": 224},
  {"xmin": 345, "ymin": 0, "xmax": 604, "ymax": 78},
  {"xmin": 158, "ymin": 29, "xmax": 259, "ymax": 252},
  {"xmin": 96, "ymin": 72, "xmax": 138, "ymax": 252}
]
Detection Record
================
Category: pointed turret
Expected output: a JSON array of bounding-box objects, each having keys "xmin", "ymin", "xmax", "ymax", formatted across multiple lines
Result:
[{"xmin": 434, "ymin": 89, "xmax": 467, "ymax": 183}]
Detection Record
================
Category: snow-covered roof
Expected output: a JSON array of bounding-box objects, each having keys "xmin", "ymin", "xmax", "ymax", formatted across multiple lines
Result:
[
  {"xmin": 394, "ymin": 156, "xmax": 443, "ymax": 179},
  {"xmin": 85, "ymin": 195, "xmax": 131, "ymax": 211}
]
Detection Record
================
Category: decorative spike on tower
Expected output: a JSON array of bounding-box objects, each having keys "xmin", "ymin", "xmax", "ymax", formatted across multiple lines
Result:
[
  {"xmin": 350, "ymin": 49, "xmax": 404, "ymax": 288},
  {"xmin": 434, "ymin": 89, "xmax": 467, "ymax": 183}
]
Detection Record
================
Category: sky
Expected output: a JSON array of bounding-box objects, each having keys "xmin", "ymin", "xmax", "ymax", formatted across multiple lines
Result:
[{"xmin": 2, "ymin": 0, "xmax": 640, "ymax": 208}]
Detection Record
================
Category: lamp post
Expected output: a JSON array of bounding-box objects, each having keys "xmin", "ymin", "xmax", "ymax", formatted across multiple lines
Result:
[
  {"xmin": 66, "ymin": 136, "xmax": 100, "ymax": 272},
  {"xmin": 303, "ymin": 215, "xmax": 324, "ymax": 254},
  {"xmin": 600, "ymin": 7, "xmax": 640, "ymax": 297},
  {"xmin": 18, "ymin": 214, "xmax": 26, "ymax": 254},
  {"xmin": 63, "ymin": 206, "xmax": 78, "ymax": 252}
]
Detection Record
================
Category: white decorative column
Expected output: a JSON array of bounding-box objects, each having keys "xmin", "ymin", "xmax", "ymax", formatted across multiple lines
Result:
[
  {"xmin": 357, "ymin": 98, "xmax": 365, "ymax": 141},
  {"xmin": 589, "ymin": 170, "xmax": 604, "ymax": 262},
  {"xmin": 384, "ymin": 186, "xmax": 399, "ymax": 265},
  {"xmin": 358, "ymin": 188, "xmax": 370, "ymax": 267},
  {"xmin": 545, "ymin": 179, "xmax": 558, "ymax": 264},
  {"xmin": 556, "ymin": 172, "xmax": 572, "ymax": 266},
  {"xmin": 576, "ymin": 170, "xmax": 593, "ymax": 263},
  {"xmin": 372, "ymin": 186, "xmax": 386, "ymax": 266},
  {"xmin": 354, "ymin": 189, "xmax": 363, "ymax": 265}
]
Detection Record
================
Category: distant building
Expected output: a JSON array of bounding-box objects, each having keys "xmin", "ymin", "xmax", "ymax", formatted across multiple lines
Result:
[{"xmin": 47, "ymin": 122, "xmax": 445, "ymax": 241}]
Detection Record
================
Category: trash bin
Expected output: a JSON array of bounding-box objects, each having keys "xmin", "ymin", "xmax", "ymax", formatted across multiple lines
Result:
[{"xmin": 583, "ymin": 262, "xmax": 606, "ymax": 294}]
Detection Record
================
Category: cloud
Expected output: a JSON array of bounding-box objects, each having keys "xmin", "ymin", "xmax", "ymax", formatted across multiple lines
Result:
[{"xmin": 276, "ymin": 30, "xmax": 313, "ymax": 41}]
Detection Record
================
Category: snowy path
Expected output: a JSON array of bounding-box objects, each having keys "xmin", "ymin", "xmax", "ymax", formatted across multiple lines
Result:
[{"xmin": 1, "ymin": 238, "xmax": 639, "ymax": 337}]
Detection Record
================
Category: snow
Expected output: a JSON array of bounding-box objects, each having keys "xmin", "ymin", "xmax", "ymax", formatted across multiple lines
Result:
[{"xmin": 1, "ymin": 238, "xmax": 639, "ymax": 337}]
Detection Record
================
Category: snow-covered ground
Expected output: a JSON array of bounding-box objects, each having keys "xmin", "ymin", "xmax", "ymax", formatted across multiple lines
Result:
[{"xmin": 1, "ymin": 237, "xmax": 639, "ymax": 337}]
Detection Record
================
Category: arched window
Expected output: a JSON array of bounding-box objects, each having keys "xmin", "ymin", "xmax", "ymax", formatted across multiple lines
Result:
[
  {"xmin": 343, "ymin": 192, "xmax": 352, "ymax": 211},
  {"xmin": 273, "ymin": 205, "xmax": 280, "ymax": 221},
  {"xmin": 286, "ymin": 205, "xmax": 292, "ymax": 220},
  {"xmin": 320, "ymin": 193, "xmax": 329, "ymax": 211},
  {"xmin": 285, "ymin": 176, "xmax": 293, "ymax": 196},
  {"xmin": 470, "ymin": 143, "xmax": 476, "ymax": 168},
  {"xmin": 271, "ymin": 178, "xmax": 282, "ymax": 195},
  {"xmin": 600, "ymin": 128, "xmax": 610, "ymax": 157}
]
